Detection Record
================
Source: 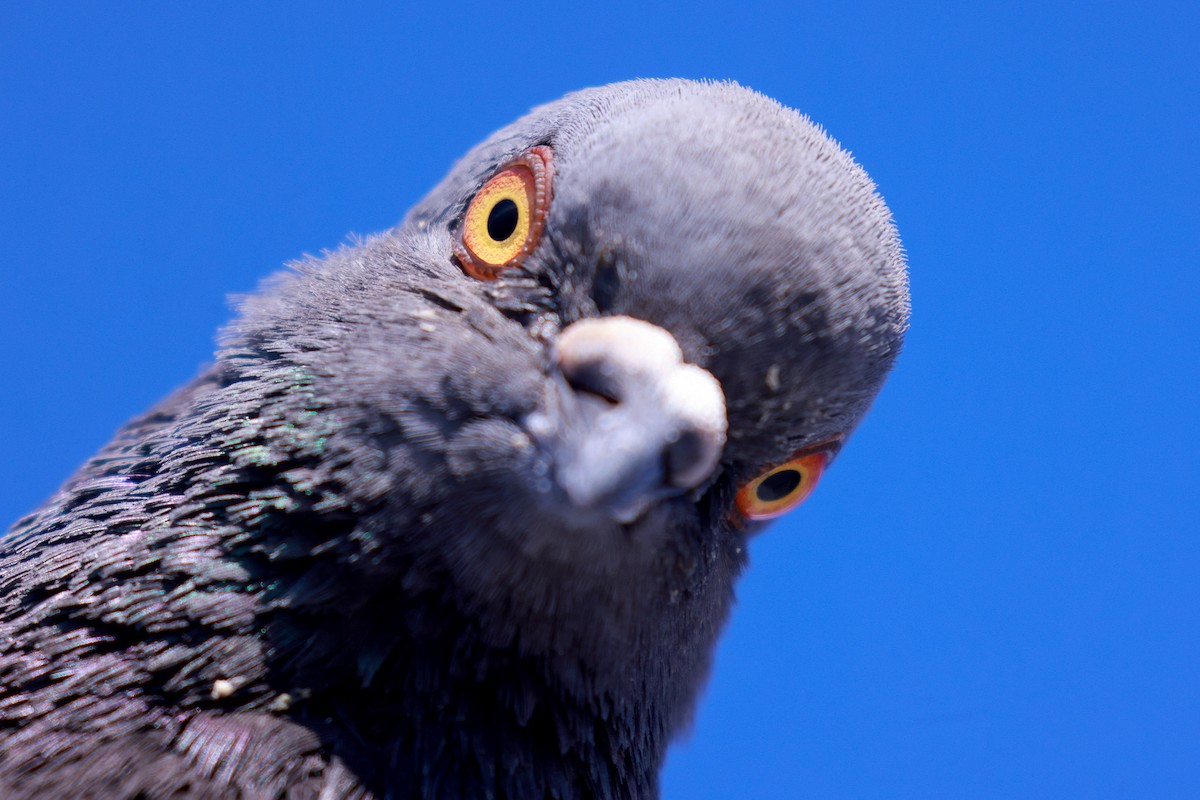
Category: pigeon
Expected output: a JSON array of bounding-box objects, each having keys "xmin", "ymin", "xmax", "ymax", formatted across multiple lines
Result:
[{"xmin": 0, "ymin": 79, "xmax": 909, "ymax": 799}]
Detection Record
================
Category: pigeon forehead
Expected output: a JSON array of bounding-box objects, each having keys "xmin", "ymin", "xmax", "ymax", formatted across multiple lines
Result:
[{"xmin": 547, "ymin": 82, "xmax": 904, "ymax": 304}]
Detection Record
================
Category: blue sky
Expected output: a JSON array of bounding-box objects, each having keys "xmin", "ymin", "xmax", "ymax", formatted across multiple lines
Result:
[{"xmin": 2, "ymin": 3, "xmax": 1197, "ymax": 797}]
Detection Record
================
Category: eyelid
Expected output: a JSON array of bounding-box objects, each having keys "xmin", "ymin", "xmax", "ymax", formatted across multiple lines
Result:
[
  {"xmin": 732, "ymin": 434, "xmax": 844, "ymax": 524},
  {"xmin": 790, "ymin": 433, "xmax": 845, "ymax": 460},
  {"xmin": 735, "ymin": 452, "xmax": 826, "ymax": 521}
]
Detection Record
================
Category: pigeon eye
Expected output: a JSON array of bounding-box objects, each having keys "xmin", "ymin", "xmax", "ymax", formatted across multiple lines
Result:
[
  {"xmin": 735, "ymin": 450, "xmax": 829, "ymax": 521},
  {"xmin": 455, "ymin": 145, "xmax": 554, "ymax": 280}
]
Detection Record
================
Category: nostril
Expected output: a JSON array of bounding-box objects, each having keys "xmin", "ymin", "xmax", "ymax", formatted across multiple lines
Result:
[
  {"xmin": 663, "ymin": 428, "xmax": 721, "ymax": 490},
  {"xmin": 559, "ymin": 359, "xmax": 622, "ymax": 406}
]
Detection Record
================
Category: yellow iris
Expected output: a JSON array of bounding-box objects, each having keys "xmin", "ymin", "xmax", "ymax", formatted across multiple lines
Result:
[{"xmin": 461, "ymin": 168, "xmax": 533, "ymax": 268}]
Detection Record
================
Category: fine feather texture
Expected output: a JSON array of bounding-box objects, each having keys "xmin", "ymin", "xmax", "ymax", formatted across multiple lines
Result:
[{"xmin": 0, "ymin": 79, "xmax": 909, "ymax": 799}]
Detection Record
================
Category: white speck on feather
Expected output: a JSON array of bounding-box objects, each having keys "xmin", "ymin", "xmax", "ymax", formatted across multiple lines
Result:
[
  {"xmin": 766, "ymin": 364, "xmax": 782, "ymax": 392},
  {"xmin": 211, "ymin": 679, "xmax": 237, "ymax": 700}
]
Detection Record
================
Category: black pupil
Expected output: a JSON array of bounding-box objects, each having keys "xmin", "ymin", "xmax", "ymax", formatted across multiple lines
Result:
[
  {"xmin": 486, "ymin": 198, "xmax": 520, "ymax": 242},
  {"xmin": 756, "ymin": 469, "xmax": 803, "ymax": 503}
]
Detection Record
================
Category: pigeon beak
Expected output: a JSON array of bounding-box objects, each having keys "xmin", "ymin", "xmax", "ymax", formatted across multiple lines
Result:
[{"xmin": 526, "ymin": 316, "xmax": 728, "ymax": 524}]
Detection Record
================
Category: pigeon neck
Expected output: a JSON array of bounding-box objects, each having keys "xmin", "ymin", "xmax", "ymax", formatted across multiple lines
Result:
[{"xmin": 265, "ymin": 590, "xmax": 667, "ymax": 799}]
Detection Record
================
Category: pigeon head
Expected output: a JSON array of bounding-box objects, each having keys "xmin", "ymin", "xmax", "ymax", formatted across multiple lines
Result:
[
  {"xmin": 223, "ymin": 77, "xmax": 907, "ymax": 721},
  {"xmin": 0, "ymin": 79, "xmax": 908, "ymax": 799}
]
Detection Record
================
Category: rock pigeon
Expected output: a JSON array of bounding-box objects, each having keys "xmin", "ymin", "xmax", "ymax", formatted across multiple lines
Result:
[{"xmin": 0, "ymin": 79, "xmax": 909, "ymax": 799}]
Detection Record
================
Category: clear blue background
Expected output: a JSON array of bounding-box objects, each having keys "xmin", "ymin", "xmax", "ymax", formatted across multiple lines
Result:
[{"xmin": 2, "ymin": 3, "xmax": 1197, "ymax": 797}]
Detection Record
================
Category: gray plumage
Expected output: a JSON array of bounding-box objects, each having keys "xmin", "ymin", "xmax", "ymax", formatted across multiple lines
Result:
[{"xmin": 0, "ymin": 79, "xmax": 909, "ymax": 799}]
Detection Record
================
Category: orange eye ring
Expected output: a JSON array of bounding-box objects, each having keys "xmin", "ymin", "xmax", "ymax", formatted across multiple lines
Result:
[
  {"xmin": 454, "ymin": 145, "xmax": 554, "ymax": 280},
  {"xmin": 735, "ymin": 450, "xmax": 830, "ymax": 521}
]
